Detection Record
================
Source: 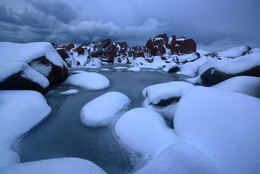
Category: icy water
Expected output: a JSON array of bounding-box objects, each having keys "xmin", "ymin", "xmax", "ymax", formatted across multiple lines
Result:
[{"xmin": 16, "ymin": 65, "xmax": 182, "ymax": 174}]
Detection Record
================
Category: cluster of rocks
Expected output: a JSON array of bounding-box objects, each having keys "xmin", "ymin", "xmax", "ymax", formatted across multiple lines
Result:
[{"xmin": 52, "ymin": 33, "xmax": 196, "ymax": 67}]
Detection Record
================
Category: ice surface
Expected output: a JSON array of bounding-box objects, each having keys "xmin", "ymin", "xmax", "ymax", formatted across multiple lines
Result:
[
  {"xmin": 0, "ymin": 42, "xmax": 66, "ymax": 67},
  {"xmin": 174, "ymin": 86, "xmax": 260, "ymax": 174},
  {"xmin": 65, "ymin": 72, "xmax": 110, "ymax": 90},
  {"xmin": 115, "ymin": 108, "xmax": 179, "ymax": 158},
  {"xmin": 0, "ymin": 62, "xmax": 49, "ymax": 88},
  {"xmin": 0, "ymin": 90, "xmax": 51, "ymax": 166},
  {"xmin": 218, "ymin": 46, "xmax": 250, "ymax": 58},
  {"xmin": 60, "ymin": 89, "xmax": 79, "ymax": 95},
  {"xmin": 80, "ymin": 91, "xmax": 130, "ymax": 127},
  {"xmin": 213, "ymin": 76, "xmax": 260, "ymax": 98},
  {"xmin": 0, "ymin": 158, "xmax": 106, "ymax": 174},
  {"xmin": 136, "ymin": 143, "xmax": 217, "ymax": 174}
]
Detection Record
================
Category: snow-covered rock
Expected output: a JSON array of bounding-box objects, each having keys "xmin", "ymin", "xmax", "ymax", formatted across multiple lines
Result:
[
  {"xmin": 0, "ymin": 62, "xmax": 49, "ymax": 93},
  {"xmin": 177, "ymin": 62, "xmax": 199, "ymax": 77},
  {"xmin": 161, "ymin": 62, "xmax": 178, "ymax": 72},
  {"xmin": 0, "ymin": 42, "xmax": 68, "ymax": 87},
  {"xmin": 142, "ymin": 82, "xmax": 194, "ymax": 120},
  {"xmin": 177, "ymin": 53, "xmax": 200, "ymax": 63},
  {"xmin": 218, "ymin": 46, "xmax": 251, "ymax": 58},
  {"xmin": 135, "ymin": 143, "xmax": 217, "ymax": 174},
  {"xmin": 174, "ymin": 86, "xmax": 260, "ymax": 174},
  {"xmin": 80, "ymin": 91, "xmax": 130, "ymax": 127},
  {"xmin": 0, "ymin": 158, "xmax": 106, "ymax": 174},
  {"xmin": 213, "ymin": 76, "xmax": 260, "ymax": 98},
  {"xmin": 0, "ymin": 90, "xmax": 51, "ymax": 166},
  {"xmin": 115, "ymin": 108, "xmax": 179, "ymax": 158},
  {"xmin": 127, "ymin": 66, "xmax": 141, "ymax": 72},
  {"xmin": 60, "ymin": 89, "xmax": 79, "ymax": 95},
  {"xmin": 65, "ymin": 72, "xmax": 110, "ymax": 90}
]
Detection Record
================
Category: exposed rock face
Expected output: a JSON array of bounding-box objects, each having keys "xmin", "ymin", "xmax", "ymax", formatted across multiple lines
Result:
[{"xmin": 176, "ymin": 38, "xmax": 196, "ymax": 54}]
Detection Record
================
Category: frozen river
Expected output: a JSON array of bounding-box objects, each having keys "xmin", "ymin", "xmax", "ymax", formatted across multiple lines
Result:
[{"xmin": 16, "ymin": 66, "xmax": 182, "ymax": 174}]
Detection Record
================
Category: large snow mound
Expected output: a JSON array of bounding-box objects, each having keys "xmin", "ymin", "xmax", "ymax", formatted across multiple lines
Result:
[
  {"xmin": 0, "ymin": 62, "xmax": 49, "ymax": 88},
  {"xmin": 80, "ymin": 91, "xmax": 130, "ymax": 127},
  {"xmin": 213, "ymin": 76, "xmax": 260, "ymax": 98},
  {"xmin": 115, "ymin": 108, "xmax": 179, "ymax": 158},
  {"xmin": 174, "ymin": 86, "xmax": 260, "ymax": 174},
  {"xmin": 0, "ymin": 157, "xmax": 106, "ymax": 174},
  {"xmin": 218, "ymin": 46, "xmax": 250, "ymax": 58},
  {"xmin": 177, "ymin": 62, "xmax": 199, "ymax": 77},
  {"xmin": 65, "ymin": 72, "xmax": 110, "ymax": 90},
  {"xmin": 0, "ymin": 42, "xmax": 65, "ymax": 67},
  {"xmin": 136, "ymin": 143, "xmax": 217, "ymax": 174}
]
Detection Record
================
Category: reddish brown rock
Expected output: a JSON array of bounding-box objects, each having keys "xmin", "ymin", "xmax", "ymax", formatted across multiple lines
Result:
[
  {"xmin": 57, "ymin": 49, "xmax": 69, "ymax": 60},
  {"xmin": 177, "ymin": 38, "xmax": 196, "ymax": 53},
  {"xmin": 66, "ymin": 43, "xmax": 75, "ymax": 51},
  {"xmin": 76, "ymin": 46, "xmax": 85, "ymax": 55}
]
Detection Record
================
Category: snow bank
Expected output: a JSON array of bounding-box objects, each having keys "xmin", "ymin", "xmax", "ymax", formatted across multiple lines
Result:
[
  {"xmin": 0, "ymin": 42, "xmax": 65, "ymax": 67},
  {"xmin": 136, "ymin": 143, "xmax": 217, "ymax": 174},
  {"xmin": 0, "ymin": 62, "xmax": 49, "ymax": 88},
  {"xmin": 80, "ymin": 91, "xmax": 130, "ymax": 127},
  {"xmin": 177, "ymin": 62, "xmax": 198, "ymax": 77},
  {"xmin": 0, "ymin": 158, "xmax": 106, "ymax": 174},
  {"xmin": 65, "ymin": 72, "xmax": 110, "ymax": 90},
  {"xmin": 213, "ymin": 76, "xmax": 260, "ymax": 98},
  {"xmin": 115, "ymin": 108, "xmax": 179, "ymax": 158},
  {"xmin": 174, "ymin": 86, "xmax": 260, "ymax": 174},
  {"xmin": 60, "ymin": 89, "xmax": 79, "ymax": 95},
  {"xmin": 218, "ymin": 46, "xmax": 250, "ymax": 58},
  {"xmin": 0, "ymin": 90, "xmax": 51, "ymax": 166}
]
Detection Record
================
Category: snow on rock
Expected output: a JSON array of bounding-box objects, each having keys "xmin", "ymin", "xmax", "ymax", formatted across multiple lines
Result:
[
  {"xmin": 80, "ymin": 91, "xmax": 130, "ymax": 127},
  {"xmin": 161, "ymin": 62, "xmax": 178, "ymax": 72},
  {"xmin": 218, "ymin": 46, "xmax": 251, "ymax": 58},
  {"xmin": 135, "ymin": 143, "xmax": 217, "ymax": 174},
  {"xmin": 142, "ymin": 82, "xmax": 194, "ymax": 120},
  {"xmin": 60, "ymin": 89, "xmax": 79, "ymax": 95},
  {"xmin": 213, "ymin": 76, "xmax": 260, "ymax": 98},
  {"xmin": 115, "ymin": 108, "xmax": 179, "ymax": 158},
  {"xmin": 128, "ymin": 66, "xmax": 141, "ymax": 72},
  {"xmin": 0, "ymin": 158, "xmax": 107, "ymax": 174},
  {"xmin": 177, "ymin": 53, "xmax": 199, "ymax": 63},
  {"xmin": 0, "ymin": 62, "xmax": 49, "ymax": 88},
  {"xmin": 65, "ymin": 72, "xmax": 110, "ymax": 90},
  {"xmin": 174, "ymin": 86, "xmax": 260, "ymax": 174},
  {"xmin": 0, "ymin": 90, "xmax": 51, "ymax": 166},
  {"xmin": 177, "ymin": 62, "xmax": 199, "ymax": 77}
]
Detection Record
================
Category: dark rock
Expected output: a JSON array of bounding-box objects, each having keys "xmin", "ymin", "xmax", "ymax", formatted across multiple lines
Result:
[
  {"xmin": 169, "ymin": 66, "xmax": 180, "ymax": 73},
  {"xmin": 66, "ymin": 43, "xmax": 75, "ymax": 51},
  {"xmin": 0, "ymin": 71, "xmax": 46, "ymax": 94},
  {"xmin": 57, "ymin": 49, "xmax": 69, "ymax": 60},
  {"xmin": 76, "ymin": 46, "xmax": 85, "ymax": 55},
  {"xmin": 151, "ymin": 97, "xmax": 181, "ymax": 108},
  {"xmin": 177, "ymin": 38, "xmax": 196, "ymax": 53}
]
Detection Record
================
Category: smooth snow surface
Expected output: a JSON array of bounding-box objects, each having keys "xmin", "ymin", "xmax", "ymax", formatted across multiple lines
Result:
[
  {"xmin": 174, "ymin": 86, "xmax": 260, "ymax": 174},
  {"xmin": 218, "ymin": 46, "xmax": 250, "ymax": 58},
  {"xmin": 60, "ymin": 89, "xmax": 79, "ymax": 95},
  {"xmin": 213, "ymin": 76, "xmax": 260, "ymax": 98},
  {"xmin": 0, "ymin": 90, "xmax": 51, "ymax": 167},
  {"xmin": 0, "ymin": 158, "xmax": 106, "ymax": 174},
  {"xmin": 0, "ymin": 42, "xmax": 65, "ymax": 67},
  {"xmin": 0, "ymin": 62, "xmax": 49, "ymax": 88},
  {"xmin": 80, "ymin": 91, "xmax": 130, "ymax": 127},
  {"xmin": 115, "ymin": 108, "xmax": 179, "ymax": 158},
  {"xmin": 65, "ymin": 72, "xmax": 110, "ymax": 90},
  {"xmin": 177, "ymin": 62, "xmax": 199, "ymax": 77},
  {"xmin": 136, "ymin": 143, "xmax": 217, "ymax": 174}
]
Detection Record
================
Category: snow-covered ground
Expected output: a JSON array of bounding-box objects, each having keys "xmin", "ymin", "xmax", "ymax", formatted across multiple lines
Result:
[
  {"xmin": 80, "ymin": 91, "xmax": 130, "ymax": 127},
  {"xmin": 65, "ymin": 72, "xmax": 110, "ymax": 90}
]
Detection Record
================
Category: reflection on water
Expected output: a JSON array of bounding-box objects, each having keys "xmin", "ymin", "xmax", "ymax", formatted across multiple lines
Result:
[{"xmin": 16, "ymin": 67, "xmax": 180, "ymax": 174}]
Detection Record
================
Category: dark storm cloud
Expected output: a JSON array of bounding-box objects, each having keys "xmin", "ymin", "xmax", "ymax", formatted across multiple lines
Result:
[{"xmin": 0, "ymin": 0, "xmax": 259, "ymax": 50}]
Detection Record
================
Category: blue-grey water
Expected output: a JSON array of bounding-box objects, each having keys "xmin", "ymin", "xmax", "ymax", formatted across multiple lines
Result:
[{"xmin": 16, "ymin": 66, "xmax": 181, "ymax": 174}]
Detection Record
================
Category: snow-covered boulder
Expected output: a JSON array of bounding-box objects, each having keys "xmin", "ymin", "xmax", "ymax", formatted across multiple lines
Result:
[
  {"xmin": 0, "ymin": 90, "xmax": 51, "ymax": 166},
  {"xmin": 177, "ymin": 62, "xmax": 199, "ymax": 77},
  {"xmin": 200, "ymin": 53, "xmax": 260, "ymax": 85},
  {"xmin": 115, "ymin": 108, "xmax": 179, "ymax": 158},
  {"xmin": 0, "ymin": 62, "xmax": 49, "ymax": 93},
  {"xmin": 135, "ymin": 143, "xmax": 217, "ymax": 174},
  {"xmin": 65, "ymin": 72, "xmax": 110, "ymax": 90},
  {"xmin": 174, "ymin": 86, "xmax": 260, "ymax": 174},
  {"xmin": 213, "ymin": 76, "xmax": 260, "ymax": 98},
  {"xmin": 177, "ymin": 52, "xmax": 200, "ymax": 63},
  {"xmin": 0, "ymin": 158, "xmax": 106, "ymax": 174},
  {"xmin": 80, "ymin": 91, "xmax": 130, "ymax": 127},
  {"xmin": 0, "ymin": 42, "xmax": 68, "ymax": 87},
  {"xmin": 142, "ymin": 82, "xmax": 194, "ymax": 120},
  {"xmin": 128, "ymin": 66, "xmax": 141, "ymax": 72},
  {"xmin": 218, "ymin": 46, "xmax": 251, "ymax": 58}
]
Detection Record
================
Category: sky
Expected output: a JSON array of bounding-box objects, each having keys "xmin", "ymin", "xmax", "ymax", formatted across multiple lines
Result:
[{"xmin": 0, "ymin": 0, "xmax": 259, "ymax": 51}]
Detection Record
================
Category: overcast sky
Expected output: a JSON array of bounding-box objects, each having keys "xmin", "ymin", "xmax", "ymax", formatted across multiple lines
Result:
[{"xmin": 0, "ymin": 0, "xmax": 259, "ymax": 51}]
